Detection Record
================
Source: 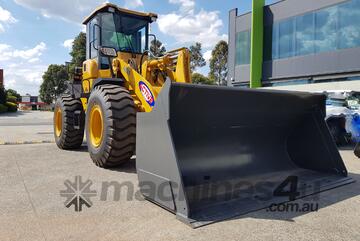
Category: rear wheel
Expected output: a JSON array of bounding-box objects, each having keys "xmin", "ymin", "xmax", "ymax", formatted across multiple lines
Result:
[
  {"xmin": 54, "ymin": 95, "xmax": 85, "ymax": 149},
  {"xmin": 86, "ymin": 84, "xmax": 136, "ymax": 168}
]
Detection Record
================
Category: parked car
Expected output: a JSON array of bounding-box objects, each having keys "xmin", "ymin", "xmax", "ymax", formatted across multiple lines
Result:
[{"xmin": 322, "ymin": 91, "xmax": 360, "ymax": 146}]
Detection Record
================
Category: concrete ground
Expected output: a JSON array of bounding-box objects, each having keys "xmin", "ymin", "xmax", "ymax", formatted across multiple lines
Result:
[
  {"xmin": 0, "ymin": 111, "xmax": 53, "ymax": 144},
  {"xmin": 0, "ymin": 111, "xmax": 360, "ymax": 241}
]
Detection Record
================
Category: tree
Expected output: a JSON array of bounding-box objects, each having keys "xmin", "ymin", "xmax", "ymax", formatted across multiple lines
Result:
[
  {"xmin": 150, "ymin": 39, "xmax": 166, "ymax": 57},
  {"xmin": 6, "ymin": 89, "xmax": 21, "ymax": 102},
  {"xmin": 191, "ymin": 73, "xmax": 215, "ymax": 85},
  {"xmin": 69, "ymin": 32, "xmax": 86, "ymax": 75},
  {"xmin": 209, "ymin": 40, "xmax": 228, "ymax": 86},
  {"xmin": 39, "ymin": 64, "xmax": 69, "ymax": 104},
  {"xmin": 189, "ymin": 42, "xmax": 206, "ymax": 72}
]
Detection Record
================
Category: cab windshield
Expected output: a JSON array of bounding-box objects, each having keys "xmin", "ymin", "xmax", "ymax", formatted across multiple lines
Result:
[{"xmin": 101, "ymin": 12, "xmax": 148, "ymax": 53}]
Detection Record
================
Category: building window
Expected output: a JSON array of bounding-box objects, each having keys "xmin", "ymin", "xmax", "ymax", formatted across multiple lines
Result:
[
  {"xmin": 235, "ymin": 30, "xmax": 251, "ymax": 65},
  {"xmin": 264, "ymin": 24, "xmax": 279, "ymax": 60},
  {"xmin": 263, "ymin": 0, "xmax": 360, "ymax": 61},
  {"xmin": 263, "ymin": 79, "xmax": 311, "ymax": 87},
  {"xmin": 279, "ymin": 18, "xmax": 295, "ymax": 58},
  {"xmin": 315, "ymin": 5, "xmax": 337, "ymax": 53},
  {"xmin": 272, "ymin": 23, "xmax": 279, "ymax": 60},
  {"xmin": 296, "ymin": 12, "xmax": 314, "ymax": 56},
  {"xmin": 234, "ymin": 82, "xmax": 250, "ymax": 88},
  {"xmin": 339, "ymin": 0, "xmax": 360, "ymax": 49},
  {"xmin": 30, "ymin": 96, "xmax": 38, "ymax": 103}
]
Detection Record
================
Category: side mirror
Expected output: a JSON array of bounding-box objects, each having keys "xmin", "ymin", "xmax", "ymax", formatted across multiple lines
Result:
[
  {"xmin": 99, "ymin": 47, "xmax": 117, "ymax": 57},
  {"xmin": 148, "ymin": 34, "xmax": 158, "ymax": 56}
]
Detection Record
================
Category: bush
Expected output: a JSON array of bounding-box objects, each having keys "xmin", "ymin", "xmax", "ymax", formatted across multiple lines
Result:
[
  {"xmin": 0, "ymin": 104, "xmax": 8, "ymax": 113},
  {"xmin": 5, "ymin": 102, "xmax": 17, "ymax": 112},
  {"xmin": 7, "ymin": 95, "xmax": 17, "ymax": 104}
]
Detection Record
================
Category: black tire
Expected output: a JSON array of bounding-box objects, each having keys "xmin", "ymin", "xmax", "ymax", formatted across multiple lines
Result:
[
  {"xmin": 86, "ymin": 84, "xmax": 136, "ymax": 168},
  {"xmin": 355, "ymin": 143, "xmax": 360, "ymax": 158},
  {"xmin": 54, "ymin": 95, "xmax": 85, "ymax": 149},
  {"xmin": 327, "ymin": 117, "xmax": 349, "ymax": 146}
]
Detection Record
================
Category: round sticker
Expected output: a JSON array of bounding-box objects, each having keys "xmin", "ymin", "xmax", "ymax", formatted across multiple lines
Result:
[{"xmin": 139, "ymin": 81, "xmax": 155, "ymax": 107}]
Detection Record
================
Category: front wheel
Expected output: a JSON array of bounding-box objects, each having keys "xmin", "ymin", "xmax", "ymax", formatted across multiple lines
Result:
[{"xmin": 86, "ymin": 84, "xmax": 136, "ymax": 168}]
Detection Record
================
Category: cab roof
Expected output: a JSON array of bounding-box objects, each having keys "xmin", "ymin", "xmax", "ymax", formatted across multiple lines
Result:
[{"xmin": 82, "ymin": 3, "xmax": 158, "ymax": 24}]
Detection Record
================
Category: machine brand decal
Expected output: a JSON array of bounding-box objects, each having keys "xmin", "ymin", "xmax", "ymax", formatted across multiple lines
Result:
[{"xmin": 139, "ymin": 81, "xmax": 155, "ymax": 107}]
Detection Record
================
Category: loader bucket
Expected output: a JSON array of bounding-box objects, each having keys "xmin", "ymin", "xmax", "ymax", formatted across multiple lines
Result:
[{"xmin": 136, "ymin": 81, "xmax": 353, "ymax": 228}]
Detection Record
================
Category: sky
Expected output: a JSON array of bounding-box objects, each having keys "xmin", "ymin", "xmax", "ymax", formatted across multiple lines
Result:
[{"xmin": 0, "ymin": 0, "xmax": 277, "ymax": 96}]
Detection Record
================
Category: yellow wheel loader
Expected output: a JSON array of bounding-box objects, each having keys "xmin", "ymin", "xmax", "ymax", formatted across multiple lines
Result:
[
  {"xmin": 54, "ymin": 3, "xmax": 190, "ymax": 167},
  {"xmin": 54, "ymin": 3, "xmax": 353, "ymax": 227}
]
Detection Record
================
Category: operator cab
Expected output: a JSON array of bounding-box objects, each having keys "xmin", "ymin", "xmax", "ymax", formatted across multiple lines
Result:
[{"xmin": 83, "ymin": 3, "xmax": 157, "ymax": 69}]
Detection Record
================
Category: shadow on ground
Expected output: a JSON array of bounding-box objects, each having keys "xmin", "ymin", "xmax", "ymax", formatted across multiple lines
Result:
[
  {"xmin": 64, "ymin": 144, "xmax": 137, "ymax": 173},
  {"xmin": 63, "ymin": 144, "xmax": 89, "ymax": 153},
  {"xmin": 0, "ymin": 111, "xmax": 26, "ymax": 117},
  {"xmin": 109, "ymin": 158, "xmax": 136, "ymax": 174}
]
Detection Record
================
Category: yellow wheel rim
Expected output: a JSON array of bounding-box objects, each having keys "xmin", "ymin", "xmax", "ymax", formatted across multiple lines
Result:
[
  {"xmin": 55, "ymin": 107, "xmax": 62, "ymax": 137},
  {"xmin": 89, "ymin": 104, "xmax": 103, "ymax": 148}
]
